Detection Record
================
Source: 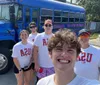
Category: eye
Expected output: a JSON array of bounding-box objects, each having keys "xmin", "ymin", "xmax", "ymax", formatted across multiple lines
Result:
[
  {"xmin": 55, "ymin": 48, "xmax": 63, "ymax": 52},
  {"xmin": 68, "ymin": 49, "xmax": 74, "ymax": 53}
]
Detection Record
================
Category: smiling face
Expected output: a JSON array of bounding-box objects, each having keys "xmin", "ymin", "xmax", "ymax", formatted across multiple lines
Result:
[
  {"xmin": 20, "ymin": 30, "xmax": 29, "ymax": 41},
  {"xmin": 48, "ymin": 29, "xmax": 81, "ymax": 72},
  {"xmin": 49, "ymin": 43, "xmax": 77, "ymax": 71}
]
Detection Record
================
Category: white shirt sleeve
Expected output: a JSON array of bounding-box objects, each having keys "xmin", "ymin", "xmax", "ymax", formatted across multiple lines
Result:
[
  {"xmin": 97, "ymin": 49, "xmax": 100, "ymax": 67},
  {"xmin": 34, "ymin": 34, "xmax": 41, "ymax": 47},
  {"xmin": 12, "ymin": 45, "xmax": 18, "ymax": 58},
  {"xmin": 87, "ymin": 80, "xmax": 100, "ymax": 85}
]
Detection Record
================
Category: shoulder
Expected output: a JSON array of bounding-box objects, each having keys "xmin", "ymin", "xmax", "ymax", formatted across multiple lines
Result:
[
  {"xmin": 36, "ymin": 33, "xmax": 43, "ymax": 37},
  {"xmin": 35, "ymin": 32, "xmax": 45, "ymax": 39},
  {"xmin": 76, "ymin": 75, "xmax": 100, "ymax": 85},
  {"xmin": 87, "ymin": 80, "xmax": 100, "ymax": 85},
  {"xmin": 13, "ymin": 42, "xmax": 21, "ymax": 48},
  {"xmin": 37, "ymin": 74, "xmax": 54, "ymax": 85},
  {"xmin": 29, "ymin": 34, "xmax": 32, "ymax": 37},
  {"xmin": 27, "ymin": 41, "xmax": 33, "ymax": 45},
  {"xmin": 90, "ymin": 45, "xmax": 100, "ymax": 50}
]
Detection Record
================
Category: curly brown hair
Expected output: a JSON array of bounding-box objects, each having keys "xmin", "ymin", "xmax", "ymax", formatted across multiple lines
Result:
[{"xmin": 48, "ymin": 29, "xmax": 81, "ymax": 56}]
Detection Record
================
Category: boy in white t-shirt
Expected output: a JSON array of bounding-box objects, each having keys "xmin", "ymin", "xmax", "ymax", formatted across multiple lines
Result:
[
  {"xmin": 74, "ymin": 29, "xmax": 100, "ymax": 80},
  {"xmin": 33, "ymin": 19, "xmax": 54, "ymax": 79},
  {"xmin": 37, "ymin": 29, "xmax": 100, "ymax": 85},
  {"xmin": 27, "ymin": 21, "xmax": 39, "ymax": 44},
  {"xmin": 27, "ymin": 21, "xmax": 39, "ymax": 84}
]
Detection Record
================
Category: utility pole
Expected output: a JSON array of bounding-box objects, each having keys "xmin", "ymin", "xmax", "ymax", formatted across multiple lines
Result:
[{"xmin": 70, "ymin": 0, "xmax": 72, "ymax": 3}]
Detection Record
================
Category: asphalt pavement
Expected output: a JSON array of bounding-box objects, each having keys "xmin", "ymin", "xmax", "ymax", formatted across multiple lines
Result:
[{"xmin": 0, "ymin": 68, "xmax": 17, "ymax": 85}]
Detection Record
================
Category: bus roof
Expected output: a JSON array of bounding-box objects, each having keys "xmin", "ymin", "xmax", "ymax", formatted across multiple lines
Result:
[
  {"xmin": 0, "ymin": 0, "xmax": 85, "ymax": 13},
  {"xmin": 19, "ymin": 0, "xmax": 85, "ymax": 12}
]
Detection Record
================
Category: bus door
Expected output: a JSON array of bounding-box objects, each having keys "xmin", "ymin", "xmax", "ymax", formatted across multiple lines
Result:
[
  {"xmin": 23, "ymin": 7, "xmax": 31, "ymax": 29},
  {"xmin": 31, "ymin": 8, "xmax": 40, "ymax": 29},
  {"xmin": 16, "ymin": 5, "xmax": 24, "ymax": 41}
]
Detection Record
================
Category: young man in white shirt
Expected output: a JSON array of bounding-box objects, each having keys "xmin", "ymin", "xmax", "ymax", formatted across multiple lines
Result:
[
  {"xmin": 33, "ymin": 19, "xmax": 54, "ymax": 79},
  {"xmin": 27, "ymin": 22, "xmax": 39, "ymax": 85},
  {"xmin": 37, "ymin": 29, "xmax": 100, "ymax": 85},
  {"xmin": 27, "ymin": 22, "xmax": 39, "ymax": 44},
  {"xmin": 74, "ymin": 29, "xmax": 100, "ymax": 80}
]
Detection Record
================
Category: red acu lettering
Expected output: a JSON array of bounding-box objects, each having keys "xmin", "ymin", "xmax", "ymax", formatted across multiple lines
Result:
[
  {"xmin": 43, "ymin": 39, "xmax": 48, "ymax": 46},
  {"xmin": 24, "ymin": 48, "xmax": 28, "ymax": 56},
  {"xmin": 81, "ymin": 52, "xmax": 86, "ymax": 61},
  {"xmin": 77, "ymin": 52, "xmax": 93, "ymax": 63},
  {"xmin": 86, "ymin": 53, "xmax": 92, "ymax": 62},
  {"xmin": 32, "ymin": 39, "xmax": 34, "ymax": 42},
  {"xmin": 77, "ymin": 52, "xmax": 86, "ymax": 62},
  {"xmin": 20, "ymin": 48, "xmax": 31, "ymax": 57},
  {"xmin": 20, "ymin": 49, "xmax": 24, "ymax": 56},
  {"xmin": 77, "ymin": 55, "xmax": 81, "ymax": 61},
  {"xmin": 27, "ymin": 48, "xmax": 31, "ymax": 55}
]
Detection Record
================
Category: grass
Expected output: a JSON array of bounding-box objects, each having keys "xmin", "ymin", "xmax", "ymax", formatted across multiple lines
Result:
[{"xmin": 90, "ymin": 33, "xmax": 99, "ymax": 39}]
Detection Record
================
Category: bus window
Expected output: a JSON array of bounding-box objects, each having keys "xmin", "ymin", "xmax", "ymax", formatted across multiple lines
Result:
[
  {"xmin": 54, "ymin": 10, "xmax": 61, "ymax": 22},
  {"xmin": 17, "ymin": 6, "xmax": 23, "ymax": 21},
  {"xmin": 41, "ymin": 16, "xmax": 52, "ymax": 22},
  {"xmin": 0, "ymin": 5, "xmax": 10, "ymax": 20},
  {"xmin": 41, "ymin": 8, "xmax": 52, "ymax": 23},
  {"xmin": 32, "ymin": 9, "xmax": 39, "ymax": 23},
  {"xmin": 75, "ymin": 13, "xmax": 80, "ymax": 22},
  {"xmin": 15, "ymin": 5, "xmax": 18, "ymax": 20},
  {"xmin": 25, "ymin": 8, "xmax": 30, "ymax": 22},
  {"xmin": 62, "ymin": 12, "xmax": 68, "ymax": 22},
  {"xmin": 80, "ymin": 13, "xmax": 85, "ymax": 22},
  {"xmin": 69, "ymin": 13, "xmax": 74, "ymax": 22}
]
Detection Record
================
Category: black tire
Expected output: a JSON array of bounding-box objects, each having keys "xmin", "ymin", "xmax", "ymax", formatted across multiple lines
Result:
[{"xmin": 0, "ymin": 48, "xmax": 13, "ymax": 74}]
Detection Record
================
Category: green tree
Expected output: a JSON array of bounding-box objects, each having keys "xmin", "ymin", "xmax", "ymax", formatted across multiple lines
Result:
[{"xmin": 77, "ymin": 0, "xmax": 100, "ymax": 21}]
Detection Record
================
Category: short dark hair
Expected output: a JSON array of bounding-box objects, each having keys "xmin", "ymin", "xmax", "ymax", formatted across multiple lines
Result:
[
  {"xmin": 48, "ymin": 29, "xmax": 81, "ymax": 56},
  {"xmin": 29, "ymin": 22, "xmax": 36, "ymax": 27}
]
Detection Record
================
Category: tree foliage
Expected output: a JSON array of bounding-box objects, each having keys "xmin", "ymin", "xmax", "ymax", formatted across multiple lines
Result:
[{"xmin": 77, "ymin": 0, "xmax": 100, "ymax": 21}]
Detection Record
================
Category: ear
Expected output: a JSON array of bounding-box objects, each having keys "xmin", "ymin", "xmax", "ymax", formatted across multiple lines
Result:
[{"xmin": 49, "ymin": 51, "xmax": 52, "ymax": 59}]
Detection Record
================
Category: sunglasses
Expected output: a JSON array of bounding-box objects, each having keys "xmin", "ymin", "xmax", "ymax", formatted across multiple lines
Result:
[
  {"xmin": 44, "ymin": 24, "xmax": 52, "ymax": 27},
  {"xmin": 79, "ymin": 34, "xmax": 90, "ymax": 39},
  {"xmin": 30, "ymin": 26, "xmax": 36, "ymax": 29}
]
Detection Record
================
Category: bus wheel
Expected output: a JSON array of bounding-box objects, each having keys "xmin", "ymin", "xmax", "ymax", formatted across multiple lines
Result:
[{"xmin": 0, "ymin": 48, "xmax": 13, "ymax": 74}]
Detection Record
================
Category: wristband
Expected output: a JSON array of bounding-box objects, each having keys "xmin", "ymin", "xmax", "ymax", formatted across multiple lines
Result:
[{"xmin": 19, "ymin": 68, "xmax": 22, "ymax": 71}]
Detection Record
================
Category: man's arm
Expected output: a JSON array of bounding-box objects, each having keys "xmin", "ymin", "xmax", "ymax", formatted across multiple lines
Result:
[{"xmin": 33, "ymin": 45, "xmax": 40, "ymax": 72}]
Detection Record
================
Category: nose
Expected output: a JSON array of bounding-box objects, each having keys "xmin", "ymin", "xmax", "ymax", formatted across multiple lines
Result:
[{"xmin": 61, "ymin": 50, "xmax": 69, "ymax": 58}]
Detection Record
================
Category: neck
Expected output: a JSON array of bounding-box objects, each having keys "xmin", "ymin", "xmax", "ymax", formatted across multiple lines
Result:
[
  {"xmin": 22, "ymin": 40, "xmax": 27, "ymax": 45},
  {"xmin": 54, "ymin": 69, "xmax": 76, "ymax": 85},
  {"xmin": 45, "ymin": 31, "xmax": 52, "ymax": 35},
  {"xmin": 81, "ymin": 44, "xmax": 90, "ymax": 49},
  {"xmin": 32, "ymin": 32, "xmax": 37, "ymax": 34}
]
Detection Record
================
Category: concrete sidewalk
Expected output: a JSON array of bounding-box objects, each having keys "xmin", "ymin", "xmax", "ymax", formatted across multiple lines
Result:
[{"xmin": 89, "ymin": 38, "xmax": 100, "ymax": 47}]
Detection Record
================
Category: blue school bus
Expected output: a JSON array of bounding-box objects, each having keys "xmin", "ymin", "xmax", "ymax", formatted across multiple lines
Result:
[{"xmin": 0, "ymin": 0, "xmax": 85, "ymax": 74}]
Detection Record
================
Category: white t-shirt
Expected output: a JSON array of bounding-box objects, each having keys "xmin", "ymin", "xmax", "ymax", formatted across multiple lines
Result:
[
  {"xmin": 74, "ymin": 45, "xmax": 100, "ymax": 80},
  {"xmin": 34, "ymin": 32, "xmax": 54, "ymax": 67},
  {"xmin": 12, "ymin": 41, "xmax": 33, "ymax": 68},
  {"xmin": 37, "ymin": 74, "xmax": 100, "ymax": 85},
  {"xmin": 27, "ymin": 33, "xmax": 39, "ymax": 44}
]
